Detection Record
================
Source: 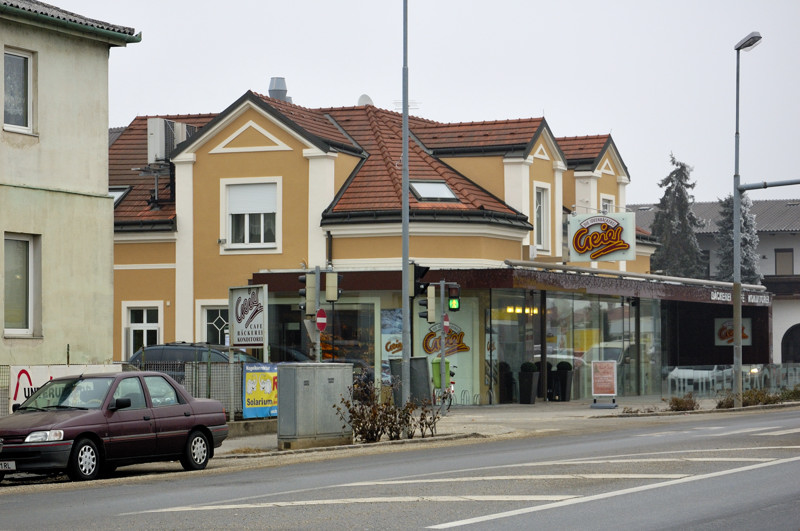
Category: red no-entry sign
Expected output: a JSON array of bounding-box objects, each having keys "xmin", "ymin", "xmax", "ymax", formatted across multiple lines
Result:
[
  {"xmin": 443, "ymin": 313, "xmax": 450, "ymax": 334},
  {"xmin": 316, "ymin": 308, "xmax": 327, "ymax": 331}
]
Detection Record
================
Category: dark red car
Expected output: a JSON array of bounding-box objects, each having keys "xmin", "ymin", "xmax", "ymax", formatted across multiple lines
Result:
[{"xmin": 0, "ymin": 371, "xmax": 228, "ymax": 482}]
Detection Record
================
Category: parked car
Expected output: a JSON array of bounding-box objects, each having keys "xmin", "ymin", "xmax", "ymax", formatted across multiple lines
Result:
[
  {"xmin": 0, "ymin": 371, "xmax": 228, "ymax": 483},
  {"xmin": 129, "ymin": 342, "xmax": 260, "ymax": 382}
]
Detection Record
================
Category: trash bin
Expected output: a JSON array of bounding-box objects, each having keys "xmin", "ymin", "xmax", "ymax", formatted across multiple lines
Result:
[{"xmin": 431, "ymin": 358, "xmax": 450, "ymax": 388}]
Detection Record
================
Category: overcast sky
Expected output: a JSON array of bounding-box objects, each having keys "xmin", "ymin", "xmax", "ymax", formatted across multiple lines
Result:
[{"xmin": 58, "ymin": 0, "xmax": 800, "ymax": 205}]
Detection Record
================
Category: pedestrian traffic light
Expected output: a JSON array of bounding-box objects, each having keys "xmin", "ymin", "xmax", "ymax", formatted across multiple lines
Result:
[
  {"xmin": 326, "ymin": 271, "xmax": 342, "ymax": 302},
  {"xmin": 410, "ymin": 263, "xmax": 430, "ymax": 297},
  {"xmin": 299, "ymin": 270, "xmax": 317, "ymax": 316},
  {"xmin": 448, "ymin": 285, "xmax": 461, "ymax": 312},
  {"xmin": 418, "ymin": 285, "xmax": 436, "ymax": 323}
]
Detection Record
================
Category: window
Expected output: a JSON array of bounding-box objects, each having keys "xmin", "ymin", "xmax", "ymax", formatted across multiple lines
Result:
[
  {"xmin": 601, "ymin": 197, "xmax": 615, "ymax": 214},
  {"xmin": 410, "ymin": 181, "xmax": 457, "ymax": 202},
  {"xmin": 205, "ymin": 307, "xmax": 228, "ymax": 344},
  {"xmin": 144, "ymin": 375, "xmax": 180, "ymax": 407},
  {"xmin": 129, "ymin": 307, "xmax": 159, "ymax": 357},
  {"xmin": 775, "ymin": 248, "xmax": 794, "ymax": 276},
  {"xmin": 4, "ymin": 49, "xmax": 33, "ymax": 133},
  {"xmin": 113, "ymin": 377, "xmax": 147, "ymax": 410},
  {"xmin": 227, "ymin": 182, "xmax": 277, "ymax": 247},
  {"xmin": 534, "ymin": 185, "xmax": 550, "ymax": 250},
  {"xmin": 4, "ymin": 233, "xmax": 38, "ymax": 335}
]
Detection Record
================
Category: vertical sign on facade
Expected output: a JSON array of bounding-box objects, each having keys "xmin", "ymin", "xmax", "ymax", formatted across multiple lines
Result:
[{"xmin": 229, "ymin": 285, "xmax": 268, "ymax": 347}]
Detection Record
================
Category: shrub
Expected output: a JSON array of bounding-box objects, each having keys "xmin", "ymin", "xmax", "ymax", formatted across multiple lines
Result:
[
  {"xmin": 716, "ymin": 388, "xmax": 783, "ymax": 409},
  {"xmin": 520, "ymin": 361, "xmax": 537, "ymax": 373},
  {"xmin": 668, "ymin": 392, "xmax": 699, "ymax": 411},
  {"xmin": 556, "ymin": 361, "xmax": 573, "ymax": 371},
  {"xmin": 779, "ymin": 385, "xmax": 800, "ymax": 402},
  {"xmin": 333, "ymin": 380, "xmax": 440, "ymax": 443}
]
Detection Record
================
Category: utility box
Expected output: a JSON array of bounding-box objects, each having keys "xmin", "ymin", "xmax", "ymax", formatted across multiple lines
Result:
[{"xmin": 277, "ymin": 363, "xmax": 353, "ymax": 450}]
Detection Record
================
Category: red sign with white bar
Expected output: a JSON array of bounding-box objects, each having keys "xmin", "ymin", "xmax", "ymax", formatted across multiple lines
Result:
[{"xmin": 316, "ymin": 308, "xmax": 327, "ymax": 332}]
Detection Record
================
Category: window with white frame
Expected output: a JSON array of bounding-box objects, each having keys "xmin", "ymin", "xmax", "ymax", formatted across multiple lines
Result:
[
  {"xmin": 534, "ymin": 185, "xmax": 550, "ymax": 250},
  {"xmin": 128, "ymin": 307, "xmax": 159, "ymax": 357},
  {"xmin": 4, "ymin": 233, "xmax": 35, "ymax": 334},
  {"xmin": 4, "ymin": 49, "xmax": 33, "ymax": 133},
  {"xmin": 226, "ymin": 182, "xmax": 277, "ymax": 248},
  {"xmin": 601, "ymin": 196, "xmax": 615, "ymax": 215},
  {"xmin": 205, "ymin": 307, "xmax": 229, "ymax": 345}
]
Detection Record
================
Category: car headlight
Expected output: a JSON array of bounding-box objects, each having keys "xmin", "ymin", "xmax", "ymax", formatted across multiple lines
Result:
[{"xmin": 24, "ymin": 430, "xmax": 64, "ymax": 443}]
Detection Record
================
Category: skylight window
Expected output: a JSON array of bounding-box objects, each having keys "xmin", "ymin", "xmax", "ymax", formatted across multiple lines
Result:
[
  {"xmin": 109, "ymin": 186, "xmax": 130, "ymax": 207},
  {"xmin": 410, "ymin": 181, "xmax": 457, "ymax": 202}
]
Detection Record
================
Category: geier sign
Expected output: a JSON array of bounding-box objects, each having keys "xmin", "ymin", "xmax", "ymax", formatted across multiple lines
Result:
[{"xmin": 568, "ymin": 213, "xmax": 636, "ymax": 262}]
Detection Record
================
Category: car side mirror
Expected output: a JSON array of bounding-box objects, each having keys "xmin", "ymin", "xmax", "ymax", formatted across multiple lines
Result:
[
  {"xmin": 11, "ymin": 403, "xmax": 20, "ymax": 412},
  {"xmin": 110, "ymin": 397, "xmax": 131, "ymax": 410}
]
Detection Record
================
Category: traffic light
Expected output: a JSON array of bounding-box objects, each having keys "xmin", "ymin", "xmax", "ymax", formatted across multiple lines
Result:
[
  {"xmin": 411, "ymin": 263, "xmax": 430, "ymax": 297},
  {"xmin": 325, "ymin": 271, "xmax": 342, "ymax": 302},
  {"xmin": 298, "ymin": 270, "xmax": 317, "ymax": 316},
  {"xmin": 418, "ymin": 285, "xmax": 436, "ymax": 323},
  {"xmin": 448, "ymin": 285, "xmax": 461, "ymax": 312}
]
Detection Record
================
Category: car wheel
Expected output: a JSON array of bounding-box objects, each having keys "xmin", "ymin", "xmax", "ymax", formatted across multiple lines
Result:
[
  {"xmin": 180, "ymin": 430, "xmax": 210, "ymax": 471},
  {"xmin": 67, "ymin": 438, "xmax": 100, "ymax": 481}
]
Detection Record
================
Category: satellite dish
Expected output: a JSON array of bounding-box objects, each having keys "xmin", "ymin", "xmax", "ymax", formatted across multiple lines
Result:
[{"xmin": 357, "ymin": 94, "xmax": 374, "ymax": 106}]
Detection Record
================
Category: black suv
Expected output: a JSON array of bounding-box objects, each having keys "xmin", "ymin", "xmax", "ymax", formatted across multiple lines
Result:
[{"xmin": 129, "ymin": 343, "xmax": 260, "ymax": 382}]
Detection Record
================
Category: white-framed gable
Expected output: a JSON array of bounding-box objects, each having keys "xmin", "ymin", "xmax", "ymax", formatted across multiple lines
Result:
[
  {"xmin": 171, "ymin": 97, "xmax": 321, "ymax": 162},
  {"xmin": 209, "ymin": 119, "xmax": 292, "ymax": 154},
  {"xmin": 531, "ymin": 127, "xmax": 567, "ymax": 169}
]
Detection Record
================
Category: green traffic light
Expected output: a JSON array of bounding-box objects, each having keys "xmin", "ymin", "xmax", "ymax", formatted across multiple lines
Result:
[{"xmin": 448, "ymin": 297, "xmax": 460, "ymax": 310}]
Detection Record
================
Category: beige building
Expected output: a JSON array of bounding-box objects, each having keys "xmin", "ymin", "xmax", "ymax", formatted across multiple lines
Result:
[{"xmin": 1, "ymin": 1, "xmax": 139, "ymax": 365}]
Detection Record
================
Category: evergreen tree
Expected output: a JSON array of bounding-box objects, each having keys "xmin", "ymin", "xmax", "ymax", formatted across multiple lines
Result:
[
  {"xmin": 650, "ymin": 154, "xmax": 706, "ymax": 278},
  {"xmin": 714, "ymin": 193, "xmax": 762, "ymax": 284}
]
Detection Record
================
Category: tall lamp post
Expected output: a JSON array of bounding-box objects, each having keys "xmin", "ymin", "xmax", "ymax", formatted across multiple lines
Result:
[{"xmin": 732, "ymin": 31, "xmax": 761, "ymax": 408}]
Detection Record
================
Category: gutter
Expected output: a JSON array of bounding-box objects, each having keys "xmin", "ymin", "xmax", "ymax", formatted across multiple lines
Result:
[{"xmin": 0, "ymin": 4, "xmax": 141, "ymax": 45}]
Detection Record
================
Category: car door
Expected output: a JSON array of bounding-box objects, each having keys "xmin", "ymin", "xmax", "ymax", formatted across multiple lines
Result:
[
  {"xmin": 143, "ymin": 375, "xmax": 195, "ymax": 456},
  {"xmin": 105, "ymin": 376, "xmax": 157, "ymax": 459}
]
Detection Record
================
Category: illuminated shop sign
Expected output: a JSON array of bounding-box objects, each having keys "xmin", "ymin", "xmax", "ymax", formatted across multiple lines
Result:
[{"xmin": 568, "ymin": 213, "xmax": 636, "ymax": 262}]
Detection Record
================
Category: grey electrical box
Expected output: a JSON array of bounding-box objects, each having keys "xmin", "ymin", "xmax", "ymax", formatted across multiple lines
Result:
[{"xmin": 277, "ymin": 363, "xmax": 353, "ymax": 450}]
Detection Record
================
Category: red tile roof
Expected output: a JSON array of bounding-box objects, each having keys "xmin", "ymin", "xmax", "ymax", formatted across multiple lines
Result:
[
  {"xmin": 414, "ymin": 118, "xmax": 544, "ymax": 153},
  {"xmin": 557, "ymin": 135, "xmax": 611, "ymax": 165},
  {"xmin": 110, "ymin": 114, "xmax": 215, "ymax": 228}
]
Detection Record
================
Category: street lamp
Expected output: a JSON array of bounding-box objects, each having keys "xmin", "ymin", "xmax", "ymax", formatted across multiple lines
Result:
[{"xmin": 732, "ymin": 31, "xmax": 761, "ymax": 408}]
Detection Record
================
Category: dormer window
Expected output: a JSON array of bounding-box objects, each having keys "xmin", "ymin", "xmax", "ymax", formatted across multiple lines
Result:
[
  {"xmin": 109, "ymin": 186, "xmax": 130, "ymax": 207},
  {"xmin": 410, "ymin": 181, "xmax": 456, "ymax": 202}
]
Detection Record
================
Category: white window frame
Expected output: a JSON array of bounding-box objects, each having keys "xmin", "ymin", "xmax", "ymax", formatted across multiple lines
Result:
[
  {"xmin": 533, "ymin": 182, "xmax": 551, "ymax": 252},
  {"xmin": 600, "ymin": 194, "xmax": 616, "ymax": 215},
  {"xmin": 122, "ymin": 301, "xmax": 163, "ymax": 360},
  {"xmin": 4, "ymin": 49, "xmax": 34, "ymax": 134},
  {"xmin": 196, "ymin": 299, "xmax": 229, "ymax": 345},
  {"xmin": 4, "ymin": 233, "xmax": 38, "ymax": 336},
  {"xmin": 220, "ymin": 177, "xmax": 282, "ymax": 254}
]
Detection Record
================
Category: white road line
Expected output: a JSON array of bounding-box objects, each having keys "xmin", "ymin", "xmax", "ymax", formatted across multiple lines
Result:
[
  {"xmin": 120, "ymin": 495, "xmax": 578, "ymax": 514},
  {"xmin": 708, "ymin": 426, "xmax": 780, "ymax": 436},
  {"xmin": 344, "ymin": 474, "xmax": 687, "ymax": 486},
  {"xmin": 755, "ymin": 427, "xmax": 800, "ymax": 436},
  {"xmin": 427, "ymin": 455, "xmax": 800, "ymax": 529}
]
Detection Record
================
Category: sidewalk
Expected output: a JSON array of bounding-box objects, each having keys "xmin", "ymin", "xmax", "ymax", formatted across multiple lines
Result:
[{"xmin": 216, "ymin": 396, "xmax": 711, "ymax": 457}]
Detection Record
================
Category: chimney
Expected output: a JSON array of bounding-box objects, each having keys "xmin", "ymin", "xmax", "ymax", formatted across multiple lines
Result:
[{"xmin": 268, "ymin": 77, "xmax": 292, "ymax": 102}]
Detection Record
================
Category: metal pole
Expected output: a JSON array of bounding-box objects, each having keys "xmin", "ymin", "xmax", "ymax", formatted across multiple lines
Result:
[
  {"xmin": 400, "ymin": 0, "xmax": 411, "ymax": 405},
  {"xmin": 733, "ymin": 47, "xmax": 743, "ymax": 408},
  {"xmin": 439, "ymin": 280, "xmax": 447, "ymax": 415}
]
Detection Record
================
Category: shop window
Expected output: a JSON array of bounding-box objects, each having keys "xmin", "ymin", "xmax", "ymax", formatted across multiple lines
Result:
[
  {"xmin": 4, "ymin": 49, "xmax": 34, "ymax": 134},
  {"xmin": 4, "ymin": 233, "xmax": 40, "ymax": 336}
]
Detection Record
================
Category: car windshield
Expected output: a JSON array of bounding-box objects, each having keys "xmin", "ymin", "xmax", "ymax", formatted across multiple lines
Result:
[{"xmin": 20, "ymin": 377, "xmax": 114, "ymax": 410}]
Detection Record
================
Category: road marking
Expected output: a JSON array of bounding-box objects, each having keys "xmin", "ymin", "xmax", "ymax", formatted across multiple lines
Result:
[
  {"xmin": 427, "ymin": 455, "xmax": 800, "ymax": 528},
  {"xmin": 344, "ymin": 474, "xmax": 687, "ymax": 486},
  {"xmin": 121, "ymin": 495, "xmax": 578, "ymax": 514},
  {"xmin": 708, "ymin": 427, "xmax": 779, "ymax": 436},
  {"xmin": 544, "ymin": 458, "xmax": 771, "ymax": 464},
  {"xmin": 755, "ymin": 427, "xmax": 800, "ymax": 436}
]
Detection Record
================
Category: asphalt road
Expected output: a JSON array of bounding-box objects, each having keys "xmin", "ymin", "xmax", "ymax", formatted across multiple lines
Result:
[{"xmin": 1, "ymin": 408, "xmax": 799, "ymax": 529}]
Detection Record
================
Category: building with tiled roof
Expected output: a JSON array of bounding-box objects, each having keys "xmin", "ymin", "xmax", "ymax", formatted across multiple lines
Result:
[
  {"xmin": 110, "ymin": 80, "xmax": 773, "ymax": 407},
  {"xmin": 1, "ymin": 1, "xmax": 137, "ymax": 366}
]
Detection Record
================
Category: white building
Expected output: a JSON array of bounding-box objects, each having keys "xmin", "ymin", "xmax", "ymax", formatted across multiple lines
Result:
[{"xmin": 1, "ymin": 1, "xmax": 139, "ymax": 364}]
